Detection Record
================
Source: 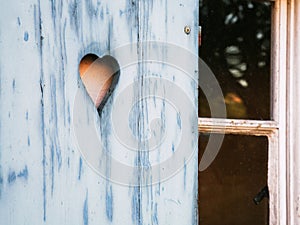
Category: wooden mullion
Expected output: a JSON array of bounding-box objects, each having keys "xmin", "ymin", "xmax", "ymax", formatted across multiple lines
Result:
[{"xmin": 198, "ymin": 117, "xmax": 278, "ymax": 136}]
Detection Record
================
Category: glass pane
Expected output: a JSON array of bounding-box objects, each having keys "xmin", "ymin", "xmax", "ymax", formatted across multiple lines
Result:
[
  {"xmin": 199, "ymin": 0, "xmax": 272, "ymax": 119},
  {"xmin": 199, "ymin": 134, "xmax": 268, "ymax": 225}
]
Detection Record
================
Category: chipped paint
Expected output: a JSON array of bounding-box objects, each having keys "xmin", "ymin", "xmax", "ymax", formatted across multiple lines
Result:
[
  {"xmin": 17, "ymin": 17, "xmax": 21, "ymax": 26},
  {"xmin": 177, "ymin": 112, "xmax": 182, "ymax": 129},
  {"xmin": 24, "ymin": 31, "xmax": 29, "ymax": 41},
  {"xmin": 105, "ymin": 185, "xmax": 113, "ymax": 222},
  {"xmin": 131, "ymin": 186, "xmax": 141, "ymax": 224},
  {"xmin": 12, "ymin": 79, "xmax": 16, "ymax": 90},
  {"xmin": 17, "ymin": 166, "xmax": 28, "ymax": 180},
  {"xmin": 152, "ymin": 203, "xmax": 158, "ymax": 225},
  {"xmin": 0, "ymin": 171, "xmax": 3, "ymax": 198},
  {"xmin": 27, "ymin": 136, "xmax": 31, "ymax": 146},
  {"xmin": 78, "ymin": 157, "xmax": 82, "ymax": 180},
  {"xmin": 7, "ymin": 171, "xmax": 16, "ymax": 184},
  {"xmin": 83, "ymin": 191, "xmax": 89, "ymax": 225},
  {"xmin": 50, "ymin": 144, "xmax": 55, "ymax": 196}
]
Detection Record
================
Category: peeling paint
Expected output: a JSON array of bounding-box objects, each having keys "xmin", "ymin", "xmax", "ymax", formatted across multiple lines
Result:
[
  {"xmin": 7, "ymin": 171, "xmax": 16, "ymax": 184},
  {"xmin": 24, "ymin": 31, "xmax": 29, "ymax": 42},
  {"xmin": 12, "ymin": 79, "xmax": 16, "ymax": 90},
  {"xmin": 17, "ymin": 166, "xmax": 28, "ymax": 180},
  {"xmin": 68, "ymin": 1, "xmax": 82, "ymax": 37},
  {"xmin": 83, "ymin": 191, "xmax": 88, "ymax": 225},
  {"xmin": 131, "ymin": 186, "xmax": 141, "ymax": 224},
  {"xmin": 85, "ymin": 0, "xmax": 99, "ymax": 19},
  {"xmin": 0, "ymin": 173, "xmax": 3, "ymax": 197},
  {"xmin": 0, "ymin": 1, "xmax": 198, "ymax": 224},
  {"xmin": 177, "ymin": 112, "xmax": 182, "ymax": 129},
  {"xmin": 17, "ymin": 17, "xmax": 21, "ymax": 26},
  {"xmin": 50, "ymin": 144, "xmax": 55, "ymax": 196},
  {"xmin": 105, "ymin": 185, "xmax": 113, "ymax": 222},
  {"xmin": 27, "ymin": 136, "xmax": 31, "ymax": 146},
  {"xmin": 152, "ymin": 203, "xmax": 158, "ymax": 225},
  {"xmin": 78, "ymin": 157, "xmax": 82, "ymax": 180}
]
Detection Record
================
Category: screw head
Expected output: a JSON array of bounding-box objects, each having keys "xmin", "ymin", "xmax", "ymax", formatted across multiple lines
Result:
[{"xmin": 184, "ymin": 26, "xmax": 191, "ymax": 35}]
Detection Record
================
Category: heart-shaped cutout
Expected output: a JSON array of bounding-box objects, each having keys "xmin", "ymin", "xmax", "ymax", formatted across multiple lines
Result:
[{"xmin": 79, "ymin": 54, "xmax": 120, "ymax": 114}]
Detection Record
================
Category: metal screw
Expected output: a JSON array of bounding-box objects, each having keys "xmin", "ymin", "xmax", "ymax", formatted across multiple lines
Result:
[{"xmin": 184, "ymin": 26, "xmax": 191, "ymax": 35}]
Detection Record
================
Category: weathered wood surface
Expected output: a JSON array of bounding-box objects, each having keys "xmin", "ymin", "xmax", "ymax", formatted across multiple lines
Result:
[{"xmin": 0, "ymin": 0, "xmax": 198, "ymax": 224}]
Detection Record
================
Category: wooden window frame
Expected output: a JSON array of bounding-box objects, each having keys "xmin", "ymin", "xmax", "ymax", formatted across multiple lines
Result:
[{"xmin": 198, "ymin": 0, "xmax": 300, "ymax": 224}]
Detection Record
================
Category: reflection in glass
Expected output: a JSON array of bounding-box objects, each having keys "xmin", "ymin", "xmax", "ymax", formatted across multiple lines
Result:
[
  {"xmin": 199, "ymin": 134, "xmax": 268, "ymax": 225},
  {"xmin": 199, "ymin": 0, "xmax": 272, "ymax": 119}
]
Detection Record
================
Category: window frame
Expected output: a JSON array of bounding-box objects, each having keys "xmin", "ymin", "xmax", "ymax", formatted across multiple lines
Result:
[{"xmin": 198, "ymin": 0, "xmax": 299, "ymax": 224}]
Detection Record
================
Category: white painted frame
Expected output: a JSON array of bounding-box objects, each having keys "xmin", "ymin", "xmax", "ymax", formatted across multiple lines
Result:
[{"xmin": 198, "ymin": 0, "xmax": 300, "ymax": 224}]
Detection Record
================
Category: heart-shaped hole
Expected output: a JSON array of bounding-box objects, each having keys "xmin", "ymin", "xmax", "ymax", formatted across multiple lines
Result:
[{"xmin": 79, "ymin": 54, "xmax": 120, "ymax": 114}]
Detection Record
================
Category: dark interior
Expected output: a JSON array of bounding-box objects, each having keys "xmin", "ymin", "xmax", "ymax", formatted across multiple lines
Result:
[{"xmin": 198, "ymin": 0, "xmax": 271, "ymax": 224}]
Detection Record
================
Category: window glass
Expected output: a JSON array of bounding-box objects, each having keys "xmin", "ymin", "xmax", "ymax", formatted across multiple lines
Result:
[
  {"xmin": 199, "ymin": 0, "xmax": 272, "ymax": 119},
  {"xmin": 199, "ymin": 134, "xmax": 269, "ymax": 225}
]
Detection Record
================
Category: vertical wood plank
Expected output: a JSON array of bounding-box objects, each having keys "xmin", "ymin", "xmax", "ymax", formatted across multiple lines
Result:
[
  {"xmin": 134, "ymin": 1, "xmax": 198, "ymax": 224},
  {"xmin": 0, "ymin": 1, "xmax": 44, "ymax": 224},
  {"xmin": 38, "ymin": 0, "xmax": 137, "ymax": 224}
]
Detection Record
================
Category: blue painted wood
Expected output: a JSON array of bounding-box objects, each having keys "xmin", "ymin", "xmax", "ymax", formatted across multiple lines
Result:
[{"xmin": 0, "ymin": 0, "xmax": 198, "ymax": 224}]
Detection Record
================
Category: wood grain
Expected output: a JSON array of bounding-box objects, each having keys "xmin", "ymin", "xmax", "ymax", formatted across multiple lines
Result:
[{"xmin": 0, "ymin": 1, "xmax": 199, "ymax": 224}]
